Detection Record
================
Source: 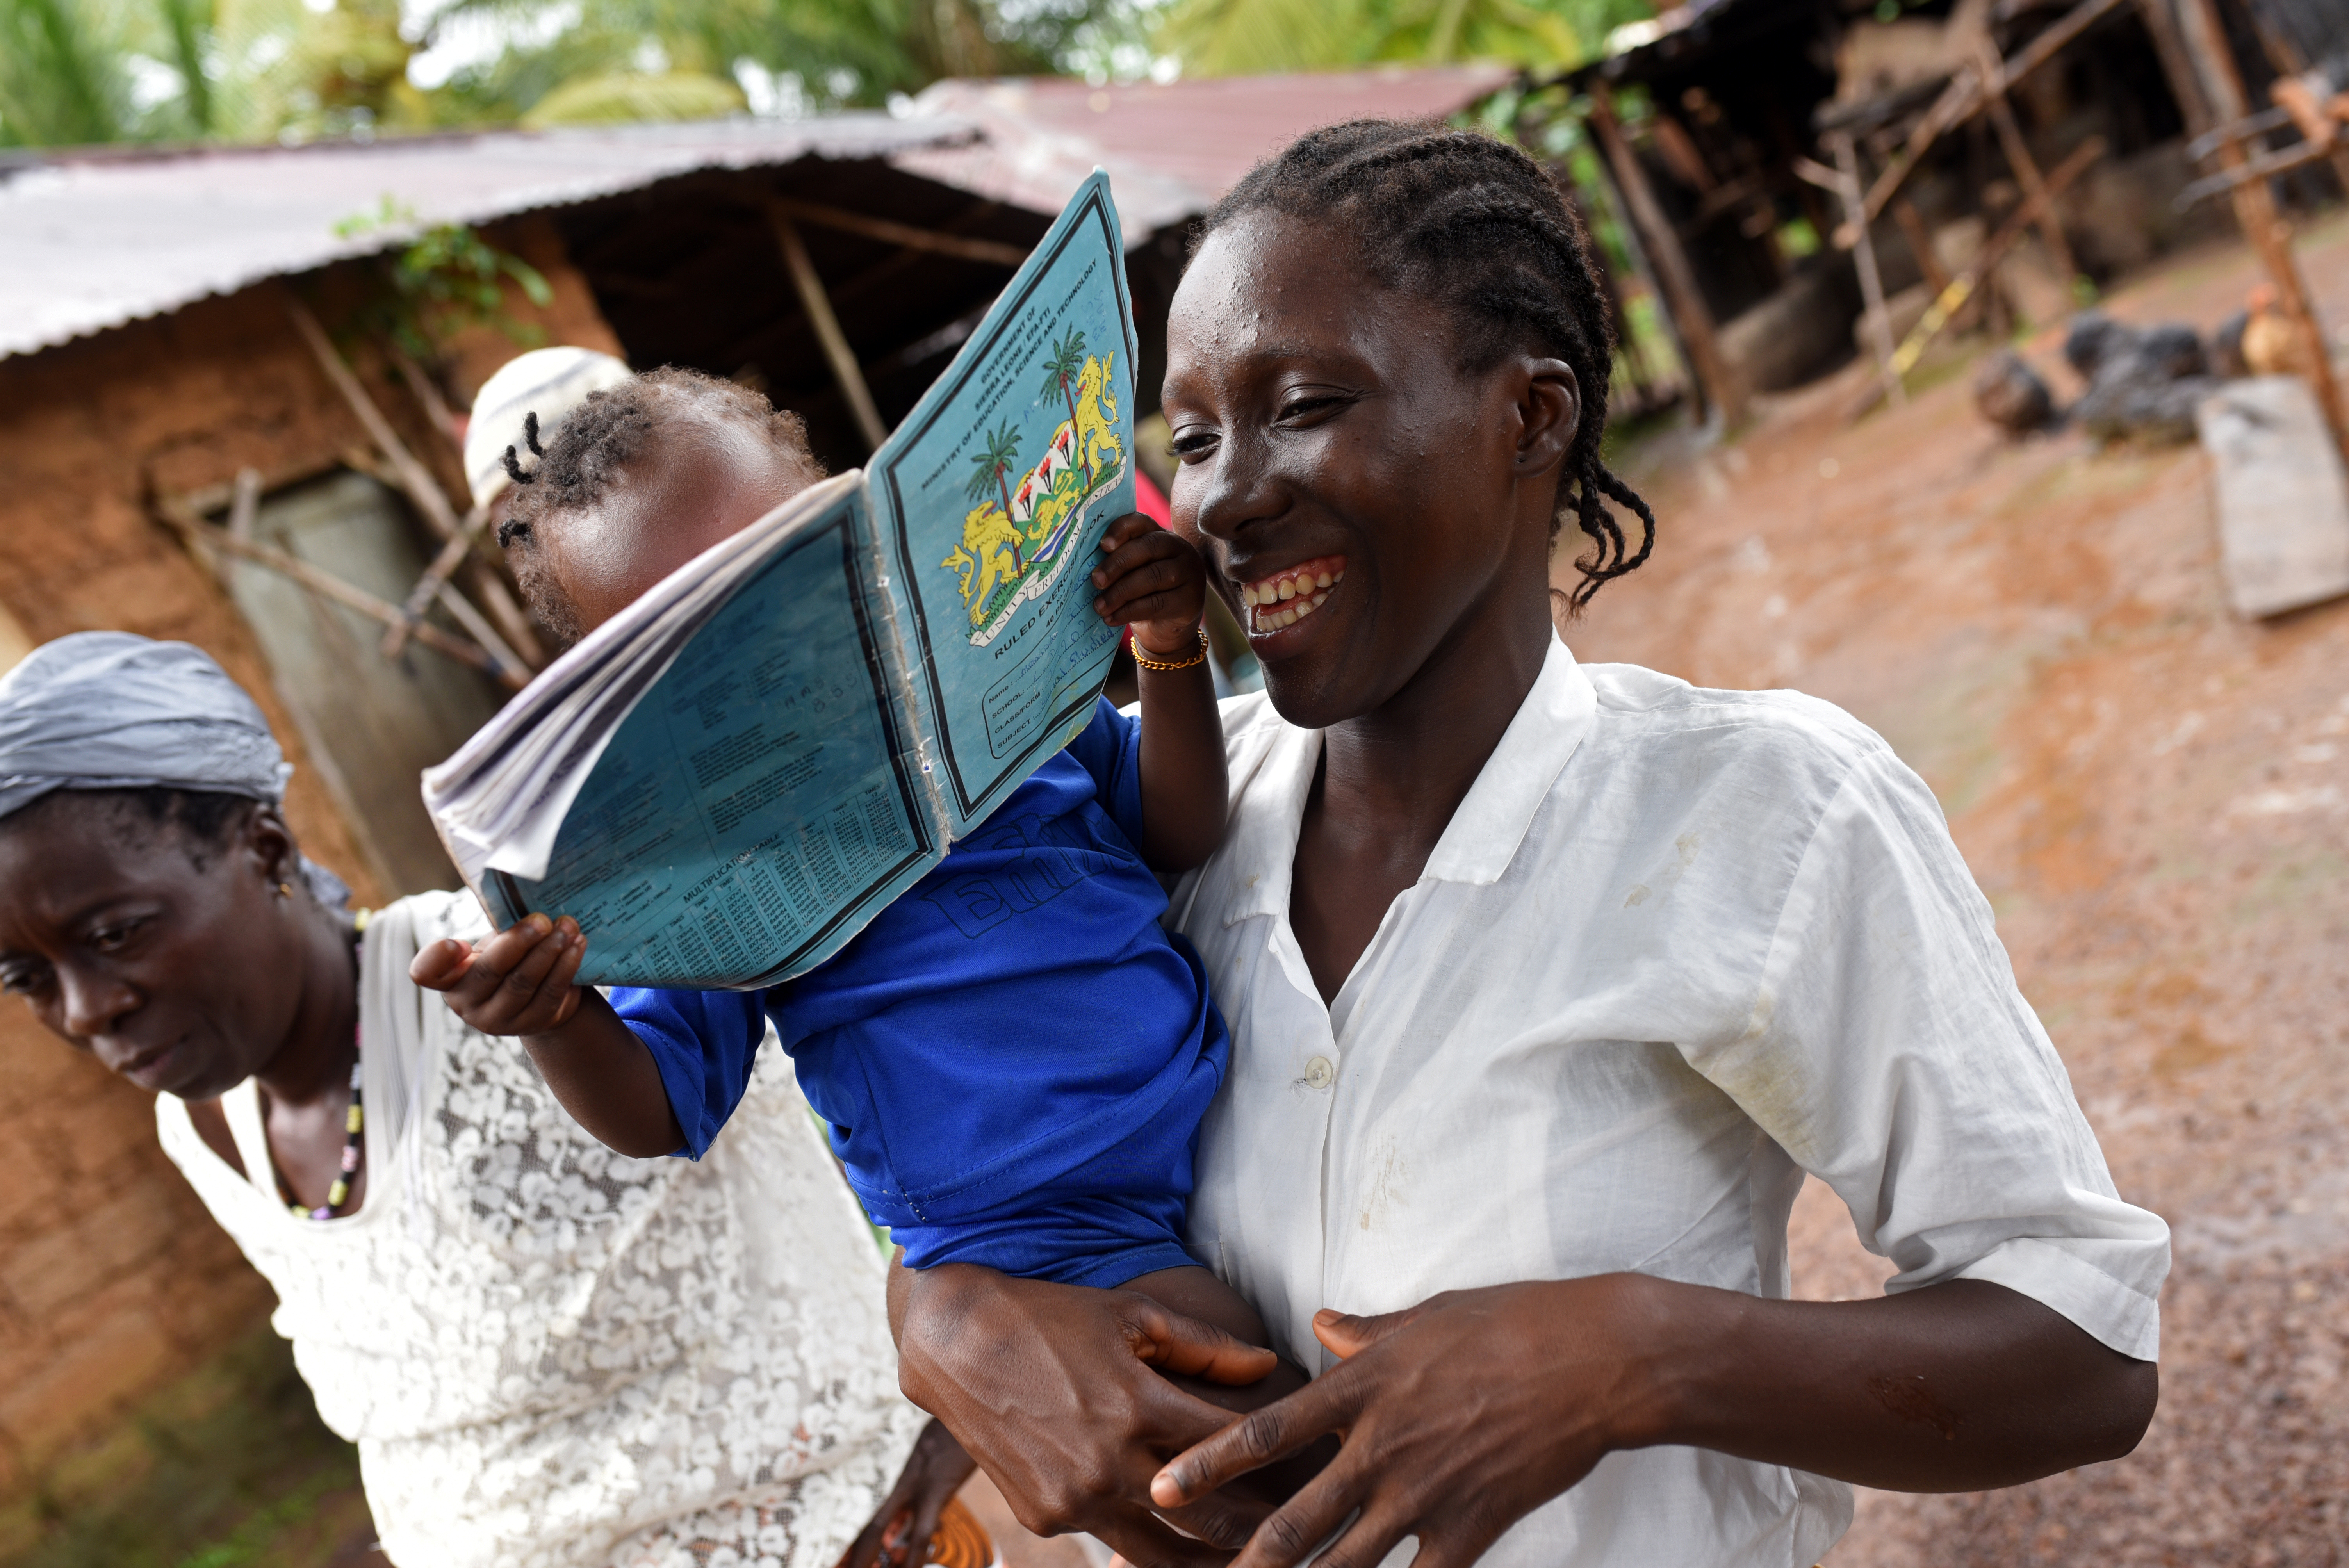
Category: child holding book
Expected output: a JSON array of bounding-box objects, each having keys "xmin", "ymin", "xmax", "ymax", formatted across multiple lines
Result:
[{"xmin": 413, "ymin": 369, "xmax": 1305, "ymax": 1429}]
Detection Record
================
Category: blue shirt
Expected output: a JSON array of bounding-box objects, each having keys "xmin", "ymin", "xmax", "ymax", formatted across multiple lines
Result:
[{"xmin": 610, "ymin": 698, "xmax": 1229, "ymax": 1288}]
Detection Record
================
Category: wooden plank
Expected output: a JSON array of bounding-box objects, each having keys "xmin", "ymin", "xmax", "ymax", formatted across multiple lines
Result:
[
  {"xmin": 1834, "ymin": 132, "xmax": 1906, "ymax": 410},
  {"xmin": 1850, "ymin": 0, "xmax": 2132, "ymax": 233},
  {"xmin": 768, "ymin": 205, "xmax": 889, "ymax": 452},
  {"xmin": 2175, "ymin": 0, "xmax": 2349, "ymax": 461},
  {"xmin": 2196, "ymin": 376, "xmax": 2349, "ymax": 618},
  {"xmin": 283, "ymin": 293, "xmax": 463, "ymax": 540},
  {"xmin": 1978, "ymin": 43, "xmax": 2081, "ymax": 280},
  {"xmin": 1845, "ymin": 137, "xmax": 2105, "ymax": 421},
  {"xmin": 1586, "ymin": 89, "xmax": 1745, "ymax": 427},
  {"xmin": 1892, "ymin": 197, "xmax": 1953, "ymax": 293},
  {"xmin": 153, "ymin": 494, "xmax": 526, "ymax": 688},
  {"xmin": 285, "ymin": 292, "xmax": 547, "ymax": 665},
  {"xmin": 2136, "ymin": 0, "xmax": 2214, "ymax": 138},
  {"xmin": 770, "ymin": 196, "xmax": 1031, "ymax": 268}
]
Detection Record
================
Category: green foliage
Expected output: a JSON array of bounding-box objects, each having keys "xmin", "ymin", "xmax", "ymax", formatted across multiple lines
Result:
[
  {"xmin": 333, "ymin": 198, "xmax": 554, "ymax": 360},
  {"xmin": 1152, "ymin": 0, "xmax": 1650, "ymax": 76},
  {"xmin": 0, "ymin": 0, "xmax": 1156, "ymax": 147},
  {"xmin": 0, "ymin": 0, "xmax": 135, "ymax": 145},
  {"xmin": 521, "ymin": 67, "xmax": 744, "ymax": 124},
  {"xmin": 965, "ymin": 420, "xmax": 1024, "ymax": 508},
  {"xmin": 1039, "ymin": 328, "xmax": 1088, "ymax": 404}
]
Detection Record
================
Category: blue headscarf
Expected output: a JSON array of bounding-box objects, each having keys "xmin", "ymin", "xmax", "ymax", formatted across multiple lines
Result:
[{"xmin": 0, "ymin": 632, "xmax": 349, "ymax": 905}]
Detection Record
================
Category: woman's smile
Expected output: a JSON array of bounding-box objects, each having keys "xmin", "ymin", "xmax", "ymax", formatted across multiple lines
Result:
[{"xmin": 1237, "ymin": 554, "xmax": 1347, "ymax": 637}]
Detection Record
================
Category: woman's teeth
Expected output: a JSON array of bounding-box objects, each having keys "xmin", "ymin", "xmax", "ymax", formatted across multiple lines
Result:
[{"xmin": 1240, "ymin": 558, "xmax": 1344, "ymax": 634}]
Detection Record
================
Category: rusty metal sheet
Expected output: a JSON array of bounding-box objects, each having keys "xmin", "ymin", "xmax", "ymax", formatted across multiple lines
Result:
[
  {"xmin": 894, "ymin": 65, "xmax": 1518, "ymax": 241},
  {"xmin": 0, "ymin": 115, "xmax": 970, "ymax": 361}
]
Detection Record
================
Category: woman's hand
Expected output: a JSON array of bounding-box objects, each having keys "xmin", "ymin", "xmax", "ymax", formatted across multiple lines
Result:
[
  {"xmin": 1153, "ymin": 1275, "xmax": 2160, "ymax": 1568},
  {"xmin": 1093, "ymin": 512, "xmax": 1207, "ymax": 657},
  {"xmin": 1150, "ymin": 1279, "xmax": 1653, "ymax": 1568},
  {"xmin": 838, "ymin": 1418, "xmax": 979, "ymax": 1568},
  {"xmin": 896, "ymin": 1264, "xmax": 1279, "ymax": 1567}
]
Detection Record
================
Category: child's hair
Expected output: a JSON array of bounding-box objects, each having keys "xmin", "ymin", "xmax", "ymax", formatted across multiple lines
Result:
[
  {"xmin": 1193, "ymin": 120, "xmax": 1656, "ymax": 611},
  {"xmin": 497, "ymin": 367, "xmax": 826, "ymax": 640}
]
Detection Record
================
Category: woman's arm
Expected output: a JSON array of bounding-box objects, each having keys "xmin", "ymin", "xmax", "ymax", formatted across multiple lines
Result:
[
  {"xmin": 1151, "ymin": 1274, "xmax": 2157, "ymax": 1568},
  {"xmin": 1091, "ymin": 513, "xmax": 1228, "ymax": 871}
]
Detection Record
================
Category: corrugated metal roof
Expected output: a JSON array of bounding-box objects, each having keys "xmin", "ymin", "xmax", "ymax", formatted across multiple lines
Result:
[
  {"xmin": 895, "ymin": 65, "xmax": 1519, "ymax": 240},
  {"xmin": 0, "ymin": 114, "xmax": 968, "ymax": 360}
]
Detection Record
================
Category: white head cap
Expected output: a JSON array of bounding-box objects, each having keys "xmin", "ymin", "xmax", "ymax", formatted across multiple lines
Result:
[{"xmin": 463, "ymin": 347, "xmax": 634, "ymax": 510}]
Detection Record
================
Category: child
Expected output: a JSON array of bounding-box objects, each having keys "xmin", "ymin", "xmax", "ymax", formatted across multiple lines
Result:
[{"xmin": 414, "ymin": 368, "xmax": 1297, "ymax": 1413}]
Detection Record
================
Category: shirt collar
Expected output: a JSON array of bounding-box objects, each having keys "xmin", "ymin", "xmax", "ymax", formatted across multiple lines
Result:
[
  {"xmin": 1211, "ymin": 636, "xmax": 1597, "ymax": 926},
  {"xmin": 1421, "ymin": 635, "xmax": 1597, "ymax": 885}
]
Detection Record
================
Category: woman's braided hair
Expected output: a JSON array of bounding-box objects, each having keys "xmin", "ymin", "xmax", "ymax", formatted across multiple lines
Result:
[{"xmin": 1195, "ymin": 119, "xmax": 1656, "ymax": 611}]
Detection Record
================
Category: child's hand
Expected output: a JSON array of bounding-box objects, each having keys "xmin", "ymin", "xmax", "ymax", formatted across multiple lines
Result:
[
  {"xmin": 1091, "ymin": 512, "xmax": 1206, "ymax": 657},
  {"xmin": 408, "ymin": 912, "xmax": 588, "ymax": 1037}
]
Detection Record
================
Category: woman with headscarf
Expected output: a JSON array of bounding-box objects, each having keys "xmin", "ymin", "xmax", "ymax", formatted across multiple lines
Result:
[{"xmin": 0, "ymin": 630, "xmax": 982, "ymax": 1568}]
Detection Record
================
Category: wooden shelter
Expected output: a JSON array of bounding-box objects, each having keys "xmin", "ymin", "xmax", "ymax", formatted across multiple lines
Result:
[{"xmin": 1551, "ymin": 0, "xmax": 2330, "ymax": 424}]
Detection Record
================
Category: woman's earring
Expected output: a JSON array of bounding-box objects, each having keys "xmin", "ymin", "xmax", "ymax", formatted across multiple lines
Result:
[{"xmin": 276, "ymin": 882, "xmax": 293, "ymax": 900}]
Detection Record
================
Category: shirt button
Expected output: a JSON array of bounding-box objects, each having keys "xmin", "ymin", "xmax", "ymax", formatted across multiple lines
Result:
[{"xmin": 1302, "ymin": 1055, "xmax": 1335, "ymax": 1089}]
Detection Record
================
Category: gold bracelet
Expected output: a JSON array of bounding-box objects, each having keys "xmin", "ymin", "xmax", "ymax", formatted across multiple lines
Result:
[{"xmin": 1132, "ymin": 626, "xmax": 1210, "ymax": 672}]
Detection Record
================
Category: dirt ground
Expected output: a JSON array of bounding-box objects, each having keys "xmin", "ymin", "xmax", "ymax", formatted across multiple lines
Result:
[{"xmin": 1572, "ymin": 215, "xmax": 2349, "ymax": 1564}]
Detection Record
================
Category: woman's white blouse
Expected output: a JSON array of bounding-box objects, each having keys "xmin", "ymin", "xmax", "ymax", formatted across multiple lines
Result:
[
  {"xmin": 1169, "ymin": 637, "xmax": 2168, "ymax": 1568},
  {"xmin": 155, "ymin": 891, "xmax": 919, "ymax": 1568}
]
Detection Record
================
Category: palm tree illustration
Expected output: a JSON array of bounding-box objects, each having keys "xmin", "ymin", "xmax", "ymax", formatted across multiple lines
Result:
[
  {"xmin": 1039, "ymin": 328, "xmax": 1092, "ymax": 485},
  {"xmin": 965, "ymin": 421, "xmax": 1027, "ymax": 573}
]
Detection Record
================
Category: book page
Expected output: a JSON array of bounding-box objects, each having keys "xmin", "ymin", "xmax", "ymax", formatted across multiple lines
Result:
[
  {"xmin": 484, "ymin": 481, "xmax": 939, "ymax": 987},
  {"xmin": 868, "ymin": 170, "xmax": 1137, "ymax": 839}
]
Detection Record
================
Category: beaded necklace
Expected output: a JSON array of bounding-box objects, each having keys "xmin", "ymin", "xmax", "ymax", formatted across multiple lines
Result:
[{"xmin": 287, "ymin": 922, "xmax": 365, "ymax": 1222}]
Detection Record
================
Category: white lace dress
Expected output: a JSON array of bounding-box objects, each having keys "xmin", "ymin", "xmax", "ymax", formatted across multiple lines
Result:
[{"xmin": 156, "ymin": 890, "xmax": 921, "ymax": 1568}]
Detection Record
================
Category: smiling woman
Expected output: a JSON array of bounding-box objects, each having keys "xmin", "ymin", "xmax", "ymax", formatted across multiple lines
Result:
[
  {"xmin": 890, "ymin": 121, "xmax": 2170, "ymax": 1568},
  {"xmin": 0, "ymin": 632, "xmax": 979, "ymax": 1568}
]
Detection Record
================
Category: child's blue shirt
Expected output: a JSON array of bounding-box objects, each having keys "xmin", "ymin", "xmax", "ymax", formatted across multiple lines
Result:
[{"xmin": 608, "ymin": 698, "xmax": 1229, "ymax": 1289}]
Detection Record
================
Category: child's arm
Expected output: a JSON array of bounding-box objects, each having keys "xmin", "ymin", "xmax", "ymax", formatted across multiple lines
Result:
[
  {"xmin": 1091, "ymin": 513, "xmax": 1229, "ymax": 872},
  {"xmin": 410, "ymin": 914, "xmax": 685, "ymax": 1158}
]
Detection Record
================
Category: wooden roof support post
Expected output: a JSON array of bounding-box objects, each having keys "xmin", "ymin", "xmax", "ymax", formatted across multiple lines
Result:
[
  {"xmin": 1852, "ymin": 0, "xmax": 2131, "ymax": 232},
  {"xmin": 1978, "ymin": 45, "xmax": 2081, "ymax": 283},
  {"xmin": 1830, "ymin": 134, "xmax": 1907, "ymax": 411},
  {"xmin": 1586, "ymin": 88, "xmax": 1745, "ymax": 429},
  {"xmin": 2135, "ymin": 0, "xmax": 2214, "ymax": 139},
  {"xmin": 1891, "ymin": 197, "xmax": 1953, "ymax": 294},
  {"xmin": 768, "ymin": 204, "xmax": 889, "ymax": 453},
  {"xmin": 154, "ymin": 495, "xmax": 524, "ymax": 690},
  {"xmin": 282, "ymin": 293, "xmax": 538, "ymax": 679},
  {"xmin": 769, "ymin": 196, "xmax": 1031, "ymax": 268},
  {"xmin": 2175, "ymin": 0, "xmax": 2349, "ymax": 461}
]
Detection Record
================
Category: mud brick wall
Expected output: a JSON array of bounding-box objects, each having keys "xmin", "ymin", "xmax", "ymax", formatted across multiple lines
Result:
[{"xmin": 0, "ymin": 213, "xmax": 619, "ymax": 1514}]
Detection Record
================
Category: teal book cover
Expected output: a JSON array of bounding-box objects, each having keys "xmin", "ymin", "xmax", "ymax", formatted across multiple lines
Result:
[{"xmin": 422, "ymin": 171, "xmax": 1138, "ymax": 988}]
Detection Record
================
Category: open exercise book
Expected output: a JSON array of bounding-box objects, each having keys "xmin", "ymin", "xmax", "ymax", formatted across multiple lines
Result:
[{"xmin": 422, "ymin": 172, "xmax": 1137, "ymax": 988}]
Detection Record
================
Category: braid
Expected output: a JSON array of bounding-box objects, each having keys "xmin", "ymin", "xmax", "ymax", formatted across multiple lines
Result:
[
  {"xmin": 1196, "ymin": 120, "xmax": 1656, "ymax": 611},
  {"xmin": 506, "ymin": 367, "xmax": 825, "ymax": 545},
  {"xmin": 497, "ymin": 367, "xmax": 829, "ymax": 646}
]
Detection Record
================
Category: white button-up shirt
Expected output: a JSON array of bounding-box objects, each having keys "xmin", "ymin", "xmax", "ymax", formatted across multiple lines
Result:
[{"xmin": 1170, "ymin": 636, "xmax": 2167, "ymax": 1568}]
